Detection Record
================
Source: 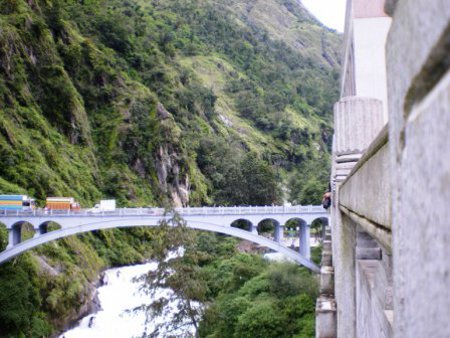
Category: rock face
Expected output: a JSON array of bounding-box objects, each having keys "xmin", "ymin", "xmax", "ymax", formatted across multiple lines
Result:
[
  {"xmin": 35, "ymin": 256, "xmax": 101, "ymax": 337},
  {"xmin": 155, "ymin": 103, "xmax": 190, "ymax": 207}
]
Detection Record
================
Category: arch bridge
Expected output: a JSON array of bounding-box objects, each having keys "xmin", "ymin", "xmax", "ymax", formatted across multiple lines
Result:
[{"xmin": 0, "ymin": 205, "xmax": 328, "ymax": 272}]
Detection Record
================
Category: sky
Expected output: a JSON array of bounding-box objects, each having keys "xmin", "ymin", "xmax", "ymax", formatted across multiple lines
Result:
[{"xmin": 301, "ymin": 0, "xmax": 347, "ymax": 32}]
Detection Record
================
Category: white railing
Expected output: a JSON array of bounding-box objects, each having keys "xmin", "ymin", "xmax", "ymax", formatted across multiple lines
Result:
[{"xmin": 0, "ymin": 205, "xmax": 325, "ymax": 217}]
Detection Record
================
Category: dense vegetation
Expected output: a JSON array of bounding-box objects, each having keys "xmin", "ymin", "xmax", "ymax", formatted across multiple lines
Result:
[
  {"xmin": 0, "ymin": 226, "xmax": 159, "ymax": 337},
  {"xmin": 0, "ymin": 0, "xmax": 338, "ymax": 336},
  {"xmin": 0, "ymin": 0, "xmax": 339, "ymax": 206},
  {"xmin": 141, "ymin": 218, "xmax": 319, "ymax": 338}
]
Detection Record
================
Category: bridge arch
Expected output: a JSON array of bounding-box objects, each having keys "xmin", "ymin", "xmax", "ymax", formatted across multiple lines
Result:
[
  {"xmin": 311, "ymin": 217, "xmax": 329, "ymax": 242},
  {"xmin": 9, "ymin": 221, "xmax": 37, "ymax": 247},
  {"xmin": 0, "ymin": 218, "xmax": 319, "ymax": 272},
  {"xmin": 257, "ymin": 218, "xmax": 278, "ymax": 234},
  {"xmin": 286, "ymin": 217, "xmax": 307, "ymax": 228},
  {"xmin": 230, "ymin": 219, "xmax": 253, "ymax": 232},
  {"xmin": 38, "ymin": 221, "xmax": 62, "ymax": 236},
  {"xmin": 285, "ymin": 218, "xmax": 311, "ymax": 260}
]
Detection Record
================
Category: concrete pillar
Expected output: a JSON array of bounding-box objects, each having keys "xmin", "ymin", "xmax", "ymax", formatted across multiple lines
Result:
[
  {"xmin": 33, "ymin": 228, "xmax": 41, "ymax": 239},
  {"xmin": 333, "ymin": 96, "xmax": 385, "ymax": 183},
  {"xmin": 251, "ymin": 223, "xmax": 258, "ymax": 234},
  {"xmin": 321, "ymin": 223, "xmax": 327, "ymax": 242},
  {"xmin": 6, "ymin": 229, "xmax": 14, "ymax": 249},
  {"xmin": 331, "ymin": 199, "xmax": 357, "ymax": 338},
  {"xmin": 6, "ymin": 227, "xmax": 21, "ymax": 249},
  {"xmin": 330, "ymin": 96, "xmax": 385, "ymax": 338},
  {"xmin": 274, "ymin": 224, "xmax": 284, "ymax": 243},
  {"xmin": 322, "ymin": 240, "xmax": 333, "ymax": 267},
  {"xmin": 299, "ymin": 224, "xmax": 311, "ymax": 260},
  {"xmin": 316, "ymin": 296, "xmax": 337, "ymax": 338},
  {"xmin": 320, "ymin": 266, "xmax": 335, "ymax": 295}
]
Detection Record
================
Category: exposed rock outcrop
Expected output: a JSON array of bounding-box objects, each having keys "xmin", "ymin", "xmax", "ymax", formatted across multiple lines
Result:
[{"xmin": 154, "ymin": 103, "xmax": 190, "ymax": 207}]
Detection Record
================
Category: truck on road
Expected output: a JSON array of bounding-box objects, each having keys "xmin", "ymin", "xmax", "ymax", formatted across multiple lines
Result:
[
  {"xmin": 89, "ymin": 199, "xmax": 116, "ymax": 213},
  {"xmin": 45, "ymin": 197, "xmax": 80, "ymax": 211},
  {"xmin": 0, "ymin": 195, "xmax": 35, "ymax": 211}
]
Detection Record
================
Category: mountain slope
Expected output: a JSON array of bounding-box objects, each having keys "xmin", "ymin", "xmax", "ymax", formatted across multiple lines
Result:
[{"xmin": 0, "ymin": 0, "xmax": 340, "ymax": 207}]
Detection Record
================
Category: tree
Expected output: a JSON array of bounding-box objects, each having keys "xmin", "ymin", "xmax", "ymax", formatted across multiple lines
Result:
[
  {"xmin": 233, "ymin": 300, "xmax": 284, "ymax": 338},
  {"xmin": 137, "ymin": 213, "xmax": 208, "ymax": 337},
  {"xmin": 240, "ymin": 152, "xmax": 281, "ymax": 205}
]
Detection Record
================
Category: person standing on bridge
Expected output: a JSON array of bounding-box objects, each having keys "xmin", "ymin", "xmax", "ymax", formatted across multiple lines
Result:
[{"xmin": 322, "ymin": 183, "xmax": 331, "ymax": 210}]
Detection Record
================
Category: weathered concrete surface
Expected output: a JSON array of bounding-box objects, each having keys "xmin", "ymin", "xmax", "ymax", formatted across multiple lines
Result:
[
  {"xmin": 320, "ymin": 266, "xmax": 335, "ymax": 295},
  {"xmin": 340, "ymin": 132, "xmax": 391, "ymax": 232},
  {"xmin": 316, "ymin": 296, "xmax": 337, "ymax": 338},
  {"xmin": 334, "ymin": 97, "xmax": 385, "ymax": 155},
  {"xmin": 331, "ymin": 199, "xmax": 357, "ymax": 338},
  {"xmin": 329, "ymin": 1, "xmax": 449, "ymax": 337},
  {"xmin": 356, "ymin": 260, "xmax": 393, "ymax": 338},
  {"xmin": 390, "ymin": 70, "xmax": 450, "ymax": 337},
  {"xmin": 386, "ymin": 1, "xmax": 450, "ymax": 336}
]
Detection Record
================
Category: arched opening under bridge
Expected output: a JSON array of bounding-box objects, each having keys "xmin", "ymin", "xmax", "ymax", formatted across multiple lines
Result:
[{"xmin": 0, "ymin": 218, "xmax": 319, "ymax": 272}]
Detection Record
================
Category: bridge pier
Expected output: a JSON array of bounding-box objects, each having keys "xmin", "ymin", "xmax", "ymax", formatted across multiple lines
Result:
[
  {"xmin": 6, "ymin": 227, "xmax": 20, "ymax": 250},
  {"xmin": 274, "ymin": 224, "xmax": 285, "ymax": 243},
  {"xmin": 33, "ymin": 229, "xmax": 41, "ymax": 239},
  {"xmin": 251, "ymin": 223, "xmax": 258, "ymax": 234},
  {"xmin": 299, "ymin": 224, "xmax": 311, "ymax": 260}
]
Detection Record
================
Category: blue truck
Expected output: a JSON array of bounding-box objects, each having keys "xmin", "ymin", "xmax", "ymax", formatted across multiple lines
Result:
[{"xmin": 0, "ymin": 194, "xmax": 35, "ymax": 211}]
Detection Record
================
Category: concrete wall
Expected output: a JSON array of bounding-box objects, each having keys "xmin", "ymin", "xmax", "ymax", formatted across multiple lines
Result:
[
  {"xmin": 325, "ymin": 0, "xmax": 450, "ymax": 337},
  {"xmin": 386, "ymin": 0, "xmax": 450, "ymax": 336}
]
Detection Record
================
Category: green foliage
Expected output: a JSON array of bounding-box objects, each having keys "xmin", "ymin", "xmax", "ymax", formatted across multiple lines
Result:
[
  {"xmin": 234, "ymin": 300, "xmax": 285, "ymax": 338},
  {"xmin": 142, "ymin": 220, "xmax": 318, "ymax": 338},
  {"xmin": 0, "ymin": 255, "xmax": 52, "ymax": 338},
  {"xmin": 0, "ymin": 0, "xmax": 337, "ymax": 206},
  {"xmin": 200, "ymin": 261, "xmax": 318, "ymax": 338},
  {"xmin": 197, "ymin": 139, "xmax": 282, "ymax": 205},
  {"xmin": 0, "ymin": 224, "xmax": 8, "ymax": 251}
]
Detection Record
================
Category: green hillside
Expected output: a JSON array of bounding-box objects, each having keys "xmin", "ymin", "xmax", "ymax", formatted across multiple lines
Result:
[{"xmin": 0, "ymin": 0, "xmax": 340, "ymax": 207}]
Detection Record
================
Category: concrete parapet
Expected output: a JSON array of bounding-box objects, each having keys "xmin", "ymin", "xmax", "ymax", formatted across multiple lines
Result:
[
  {"xmin": 386, "ymin": 1, "xmax": 450, "ymax": 337},
  {"xmin": 316, "ymin": 296, "xmax": 337, "ymax": 338},
  {"xmin": 339, "ymin": 126, "xmax": 391, "ymax": 235}
]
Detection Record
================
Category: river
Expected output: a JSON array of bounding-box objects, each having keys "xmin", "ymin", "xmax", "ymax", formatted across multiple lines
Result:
[
  {"xmin": 58, "ymin": 262, "xmax": 193, "ymax": 338},
  {"xmin": 58, "ymin": 250, "xmax": 305, "ymax": 338}
]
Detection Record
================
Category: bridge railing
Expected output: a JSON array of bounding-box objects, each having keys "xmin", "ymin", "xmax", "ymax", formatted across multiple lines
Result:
[{"xmin": 0, "ymin": 205, "xmax": 325, "ymax": 217}]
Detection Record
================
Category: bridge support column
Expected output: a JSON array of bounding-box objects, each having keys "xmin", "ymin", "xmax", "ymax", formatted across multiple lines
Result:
[
  {"xmin": 299, "ymin": 224, "xmax": 311, "ymax": 260},
  {"xmin": 251, "ymin": 223, "xmax": 258, "ymax": 234},
  {"xmin": 274, "ymin": 224, "xmax": 284, "ymax": 243},
  {"xmin": 6, "ymin": 227, "xmax": 21, "ymax": 249},
  {"xmin": 33, "ymin": 228, "xmax": 41, "ymax": 239},
  {"xmin": 6, "ymin": 229, "xmax": 14, "ymax": 249}
]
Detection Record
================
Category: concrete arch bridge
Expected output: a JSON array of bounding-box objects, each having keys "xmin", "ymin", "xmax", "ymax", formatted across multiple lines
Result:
[{"xmin": 0, "ymin": 205, "xmax": 328, "ymax": 272}]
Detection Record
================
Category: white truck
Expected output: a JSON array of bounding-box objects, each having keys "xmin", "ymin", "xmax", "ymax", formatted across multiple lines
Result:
[{"xmin": 90, "ymin": 199, "xmax": 116, "ymax": 213}]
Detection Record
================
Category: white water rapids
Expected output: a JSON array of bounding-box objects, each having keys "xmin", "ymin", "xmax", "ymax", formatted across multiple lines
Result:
[
  {"xmin": 58, "ymin": 249, "xmax": 310, "ymax": 338},
  {"xmin": 59, "ymin": 262, "xmax": 193, "ymax": 338}
]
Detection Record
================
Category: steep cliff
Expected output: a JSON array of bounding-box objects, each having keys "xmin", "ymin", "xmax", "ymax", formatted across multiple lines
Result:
[{"xmin": 0, "ymin": 0, "xmax": 340, "ymax": 207}]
